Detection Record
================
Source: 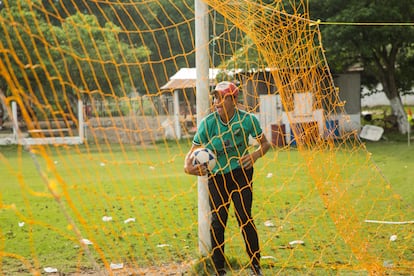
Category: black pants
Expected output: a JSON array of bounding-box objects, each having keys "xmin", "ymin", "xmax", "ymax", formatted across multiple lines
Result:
[{"xmin": 208, "ymin": 167, "xmax": 260, "ymax": 272}]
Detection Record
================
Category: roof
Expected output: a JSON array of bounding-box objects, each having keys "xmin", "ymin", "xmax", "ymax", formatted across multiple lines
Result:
[{"xmin": 160, "ymin": 68, "xmax": 221, "ymax": 90}]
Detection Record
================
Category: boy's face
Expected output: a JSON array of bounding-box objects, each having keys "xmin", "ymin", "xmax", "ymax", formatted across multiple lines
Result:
[{"xmin": 212, "ymin": 92, "xmax": 235, "ymax": 119}]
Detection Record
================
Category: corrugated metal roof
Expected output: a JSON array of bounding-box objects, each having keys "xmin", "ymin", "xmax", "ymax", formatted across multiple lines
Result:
[
  {"xmin": 160, "ymin": 68, "xmax": 221, "ymax": 90},
  {"xmin": 160, "ymin": 79, "xmax": 197, "ymax": 90}
]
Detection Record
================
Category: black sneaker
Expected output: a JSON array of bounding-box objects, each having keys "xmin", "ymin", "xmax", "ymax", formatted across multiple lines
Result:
[{"xmin": 250, "ymin": 264, "xmax": 262, "ymax": 276}]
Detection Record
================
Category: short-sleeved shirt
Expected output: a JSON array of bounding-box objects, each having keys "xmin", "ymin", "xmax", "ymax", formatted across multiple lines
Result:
[{"xmin": 193, "ymin": 109, "xmax": 263, "ymax": 174}]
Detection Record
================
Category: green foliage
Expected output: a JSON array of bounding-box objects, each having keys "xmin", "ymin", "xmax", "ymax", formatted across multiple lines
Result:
[
  {"xmin": 0, "ymin": 0, "xmax": 150, "ymax": 106},
  {"xmin": 218, "ymin": 36, "xmax": 264, "ymax": 72},
  {"xmin": 309, "ymin": 0, "xmax": 414, "ymax": 95}
]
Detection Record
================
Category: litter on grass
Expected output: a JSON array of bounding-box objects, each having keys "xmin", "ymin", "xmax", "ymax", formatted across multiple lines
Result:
[
  {"xmin": 124, "ymin": 218, "xmax": 135, "ymax": 224},
  {"xmin": 390, "ymin": 235, "xmax": 397, "ymax": 241},
  {"xmin": 102, "ymin": 216, "xmax": 113, "ymax": 222},
  {"xmin": 365, "ymin": 219, "xmax": 414, "ymax": 224},
  {"xmin": 80, "ymin": 238, "xmax": 93, "ymax": 245},
  {"xmin": 359, "ymin": 125, "xmax": 384, "ymax": 141},
  {"xmin": 44, "ymin": 267, "xmax": 58, "ymax": 273},
  {"xmin": 289, "ymin": 240, "xmax": 305, "ymax": 246},
  {"xmin": 110, "ymin": 263, "xmax": 124, "ymax": 270},
  {"xmin": 383, "ymin": 260, "xmax": 394, "ymax": 268}
]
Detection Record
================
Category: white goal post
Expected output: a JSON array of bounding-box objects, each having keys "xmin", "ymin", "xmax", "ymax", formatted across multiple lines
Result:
[
  {"xmin": 0, "ymin": 100, "xmax": 85, "ymax": 146},
  {"xmin": 195, "ymin": 0, "xmax": 211, "ymax": 256}
]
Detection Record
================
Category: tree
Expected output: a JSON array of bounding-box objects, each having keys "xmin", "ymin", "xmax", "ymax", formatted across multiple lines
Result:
[
  {"xmin": 57, "ymin": 13, "xmax": 150, "ymax": 97},
  {"xmin": 309, "ymin": 0, "xmax": 414, "ymax": 134},
  {"xmin": 0, "ymin": 0, "xmax": 150, "ymax": 114},
  {"xmin": 41, "ymin": 0, "xmax": 198, "ymax": 94}
]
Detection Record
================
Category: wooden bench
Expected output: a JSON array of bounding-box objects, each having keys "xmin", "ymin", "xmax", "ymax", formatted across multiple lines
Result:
[{"xmin": 28, "ymin": 128, "xmax": 71, "ymax": 137}]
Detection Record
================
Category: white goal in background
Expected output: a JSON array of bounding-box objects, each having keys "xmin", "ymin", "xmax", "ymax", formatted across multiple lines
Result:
[{"xmin": 0, "ymin": 100, "xmax": 85, "ymax": 146}]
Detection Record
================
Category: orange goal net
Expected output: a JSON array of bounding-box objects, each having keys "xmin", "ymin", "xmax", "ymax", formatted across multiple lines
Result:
[{"xmin": 0, "ymin": 0, "xmax": 412, "ymax": 275}]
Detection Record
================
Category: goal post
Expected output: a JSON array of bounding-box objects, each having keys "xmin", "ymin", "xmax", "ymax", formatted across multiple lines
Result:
[
  {"xmin": 4, "ymin": 100, "xmax": 85, "ymax": 146},
  {"xmin": 195, "ymin": 0, "xmax": 211, "ymax": 256}
]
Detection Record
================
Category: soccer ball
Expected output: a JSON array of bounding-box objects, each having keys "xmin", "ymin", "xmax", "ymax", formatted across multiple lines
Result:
[{"xmin": 191, "ymin": 148, "xmax": 216, "ymax": 171}]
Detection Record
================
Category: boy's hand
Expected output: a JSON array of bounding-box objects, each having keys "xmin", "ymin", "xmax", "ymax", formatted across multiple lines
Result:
[
  {"xmin": 238, "ymin": 153, "xmax": 257, "ymax": 170},
  {"xmin": 184, "ymin": 152, "xmax": 208, "ymax": 176}
]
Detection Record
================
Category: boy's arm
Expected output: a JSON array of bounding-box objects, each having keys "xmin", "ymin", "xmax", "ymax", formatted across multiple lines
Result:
[{"xmin": 239, "ymin": 134, "xmax": 271, "ymax": 170}]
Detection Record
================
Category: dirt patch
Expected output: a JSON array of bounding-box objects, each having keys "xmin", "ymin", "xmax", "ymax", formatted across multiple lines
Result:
[{"xmin": 56, "ymin": 261, "xmax": 195, "ymax": 275}]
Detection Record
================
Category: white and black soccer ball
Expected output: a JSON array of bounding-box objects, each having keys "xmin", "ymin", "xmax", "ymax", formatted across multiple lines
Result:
[{"xmin": 191, "ymin": 148, "xmax": 216, "ymax": 171}]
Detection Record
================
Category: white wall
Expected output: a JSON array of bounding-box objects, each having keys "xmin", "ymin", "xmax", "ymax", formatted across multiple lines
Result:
[{"xmin": 361, "ymin": 91, "xmax": 414, "ymax": 107}]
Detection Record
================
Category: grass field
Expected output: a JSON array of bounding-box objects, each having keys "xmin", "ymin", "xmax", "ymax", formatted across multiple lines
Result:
[{"xmin": 0, "ymin": 136, "xmax": 413, "ymax": 275}]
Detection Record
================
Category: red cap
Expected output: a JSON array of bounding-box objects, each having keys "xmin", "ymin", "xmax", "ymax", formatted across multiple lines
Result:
[{"xmin": 212, "ymin": 81, "xmax": 239, "ymax": 98}]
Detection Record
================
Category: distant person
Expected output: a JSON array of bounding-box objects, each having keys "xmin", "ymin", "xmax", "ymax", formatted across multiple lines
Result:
[
  {"xmin": 408, "ymin": 108, "xmax": 413, "ymax": 127},
  {"xmin": 0, "ymin": 103, "xmax": 4, "ymax": 130},
  {"xmin": 184, "ymin": 81, "xmax": 270, "ymax": 275}
]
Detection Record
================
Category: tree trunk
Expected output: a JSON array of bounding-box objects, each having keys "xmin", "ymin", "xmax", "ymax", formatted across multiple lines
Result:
[
  {"xmin": 389, "ymin": 96, "xmax": 409, "ymax": 134},
  {"xmin": 382, "ymin": 75, "xmax": 408, "ymax": 134},
  {"xmin": 374, "ymin": 44, "xmax": 408, "ymax": 134}
]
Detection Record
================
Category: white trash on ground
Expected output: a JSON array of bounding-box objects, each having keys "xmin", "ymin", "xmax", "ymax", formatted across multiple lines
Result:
[
  {"xmin": 80, "ymin": 238, "xmax": 93, "ymax": 245},
  {"xmin": 110, "ymin": 263, "xmax": 124, "ymax": 270},
  {"xmin": 389, "ymin": 235, "xmax": 397, "ymax": 241},
  {"xmin": 44, "ymin": 267, "xmax": 58, "ymax": 273},
  {"xmin": 102, "ymin": 216, "xmax": 113, "ymax": 222},
  {"xmin": 359, "ymin": 125, "xmax": 384, "ymax": 141},
  {"xmin": 124, "ymin": 218, "xmax": 135, "ymax": 224},
  {"xmin": 289, "ymin": 240, "xmax": 305, "ymax": 246}
]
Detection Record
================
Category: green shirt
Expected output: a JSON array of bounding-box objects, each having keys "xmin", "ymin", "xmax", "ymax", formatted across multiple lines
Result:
[{"xmin": 193, "ymin": 109, "xmax": 263, "ymax": 174}]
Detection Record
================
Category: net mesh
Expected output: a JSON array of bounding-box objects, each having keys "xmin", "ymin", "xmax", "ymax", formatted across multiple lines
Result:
[{"xmin": 0, "ymin": 0, "xmax": 412, "ymax": 274}]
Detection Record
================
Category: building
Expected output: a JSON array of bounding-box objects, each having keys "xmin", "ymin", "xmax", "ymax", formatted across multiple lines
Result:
[{"xmin": 161, "ymin": 67, "xmax": 361, "ymax": 144}]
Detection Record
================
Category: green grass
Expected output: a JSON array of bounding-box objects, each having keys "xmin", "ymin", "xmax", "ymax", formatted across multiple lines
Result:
[{"xmin": 0, "ymin": 137, "xmax": 413, "ymax": 275}]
